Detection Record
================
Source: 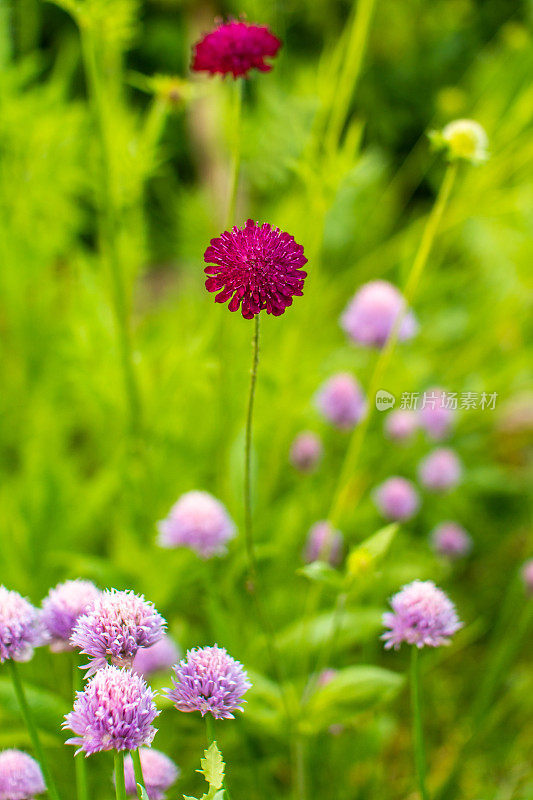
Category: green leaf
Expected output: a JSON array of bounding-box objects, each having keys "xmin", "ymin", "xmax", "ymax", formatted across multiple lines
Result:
[
  {"xmin": 297, "ymin": 561, "xmax": 345, "ymax": 589},
  {"xmin": 199, "ymin": 742, "xmax": 225, "ymax": 791},
  {"xmin": 346, "ymin": 524, "xmax": 399, "ymax": 578},
  {"xmin": 137, "ymin": 785, "xmax": 150, "ymax": 800},
  {"xmin": 0, "ymin": 678, "xmax": 68, "ymax": 741},
  {"xmin": 277, "ymin": 609, "xmax": 383, "ymax": 655}
]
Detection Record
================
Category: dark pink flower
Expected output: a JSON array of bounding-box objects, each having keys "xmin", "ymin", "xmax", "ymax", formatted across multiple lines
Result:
[
  {"xmin": 192, "ymin": 20, "xmax": 281, "ymax": 79},
  {"xmin": 204, "ymin": 220, "xmax": 307, "ymax": 319}
]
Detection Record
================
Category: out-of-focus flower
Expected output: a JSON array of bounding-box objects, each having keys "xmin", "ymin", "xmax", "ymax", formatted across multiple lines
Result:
[
  {"xmin": 157, "ymin": 491, "xmax": 236, "ymax": 559},
  {"xmin": 132, "ymin": 635, "xmax": 180, "ymax": 679},
  {"xmin": 419, "ymin": 448, "xmax": 462, "ymax": 492},
  {"xmin": 382, "ymin": 580, "xmax": 462, "ymax": 649},
  {"xmin": 304, "ymin": 521, "xmax": 343, "ymax": 567},
  {"xmin": 0, "ymin": 587, "xmax": 43, "ymax": 664},
  {"xmin": 521, "ymin": 559, "xmax": 533, "ymax": 596},
  {"xmin": 373, "ymin": 477, "xmax": 420, "ymax": 521},
  {"xmin": 385, "ymin": 409, "xmax": 418, "ymax": 442},
  {"xmin": 430, "ymin": 523, "xmax": 472, "ymax": 559},
  {"xmin": 41, "ymin": 580, "xmax": 100, "ymax": 653},
  {"xmin": 63, "ymin": 665, "xmax": 159, "ymax": 755},
  {"xmin": 419, "ymin": 388, "xmax": 455, "ymax": 441},
  {"xmin": 192, "ymin": 20, "xmax": 281, "ymax": 79},
  {"xmin": 340, "ymin": 281, "xmax": 417, "ymax": 348},
  {"xmin": 315, "ymin": 373, "xmax": 366, "ymax": 430},
  {"xmin": 204, "ymin": 219, "xmax": 307, "ymax": 319},
  {"xmin": 289, "ymin": 432, "xmax": 323, "ymax": 473},
  {"xmin": 121, "ymin": 749, "xmax": 179, "ymax": 800},
  {"xmin": 0, "ymin": 750, "xmax": 45, "ymax": 800},
  {"xmin": 71, "ymin": 589, "xmax": 166, "ymax": 675},
  {"xmin": 430, "ymin": 119, "xmax": 489, "ymax": 164},
  {"xmin": 165, "ymin": 645, "xmax": 251, "ymax": 720}
]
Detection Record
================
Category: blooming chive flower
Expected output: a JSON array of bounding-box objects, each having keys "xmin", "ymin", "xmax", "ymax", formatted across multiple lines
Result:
[
  {"xmin": 419, "ymin": 388, "xmax": 455, "ymax": 440},
  {"xmin": 419, "ymin": 448, "xmax": 462, "ymax": 492},
  {"xmin": 373, "ymin": 477, "xmax": 420, "ymax": 521},
  {"xmin": 0, "ymin": 587, "xmax": 43, "ymax": 664},
  {"xmin": 157, "ymin": 491, "xmax": 236, "ymax": 559},
  {"xmin": 315, "ymin": 373, "xmax": 366, "ymax": 430},
  {"xmin": 121, "ymin": 749, "xmax": 179, "ymax": 800},
  {"xmin": 192, "ymin": 20, "xmax": 281, "ymax": 79},
  {"xmin": 305, "ymin": 521, "xmax": 343, "ymax": 567},
  {"xmin": 340, "ymin": 281, "xmax": 417, "ymax": 348},
  {"xmin": 521, "ymin": 559, "xmax": 533, "ymax": 595},
  {"xmin": 431, "ymin": 523, "xmax": 472, "ymax": 560},
  {"xmin": 0, "ymin": 750, "xmax": 45, "ymax": 800},
  {"xmin": 204, "ymin": 219, "xmax": 307, "ymax": 319},
  {"xmin": 384, "ymin": 409, "xmax": 418, "ymax": 442},
  {"xmin": 71, "ymin": 589, "xmax": 166, "ymax": 674},
  {"xmin": 165, "ymin": 645, "xmax": 251, "ymax": 720},
  {"xmin": 289, "ymin": 431, "xmax": 323, "ymax": 473},
  {"xmin": 382, "ymin": 580, "xmax": 462, "ymax": 649},
  {"xmin": 41, "ymin": 580, "xmax": 101, "ymax": 652},
  {"xmin": 432, "ymin": 119, "xmax": 489, "ymax": 164},
  {"xmin": 132, "ymin": 635, "xmax": 181, "ymax": 679},
  {"xmin": 63, "ymin": 665, "xmax": 159, "ymax": 755}
]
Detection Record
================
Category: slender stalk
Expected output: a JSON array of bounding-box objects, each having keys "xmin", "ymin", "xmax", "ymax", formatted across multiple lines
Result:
[
  {"xmin": 131, "ymin": 749, "xmax": 147, "ymax": 800},
  {"xmin": 328, "ymin": 160, "xmax": 458, "ymax": 526},
  {"xmin": 244, "ymin": 315, "xmax": 260, "ymax": 586},
  {"xmin": 226, "ymin": 80, "xmax": 243, "ymax": 228},
  {"xmin": 72, "ymin": 656, "xmax": 89, "ymax": 800},
  {"xmin": 7, "ymin": 660, "xmax": 61, "ymax": 800},
  {"xmin": 205, "ymin": 712, "xmax": 216, "ymax": 745},
  {"xmin": 295, "ymin": 738, "xmax": 307, "ymax": 800},
  {"xmin": 115, "ymin": 751, "xmax": 126, "ymax": 800},
  {"xmin": 411, "ymin": 647, "xmax": 429, "ymax": 800}
]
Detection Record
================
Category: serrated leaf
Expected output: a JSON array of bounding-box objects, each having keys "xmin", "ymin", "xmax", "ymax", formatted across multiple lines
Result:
[{"xmin": 199, "ymin": 743, "xmax": 225, "ymax": 791}]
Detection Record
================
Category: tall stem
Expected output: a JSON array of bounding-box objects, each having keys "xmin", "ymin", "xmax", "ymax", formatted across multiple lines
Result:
[
  {"xmin": 131, "ymin": 749, "xmax": 147, "ymax": 800},
  {"xmin": 244, "ymin": 315, "xmax": 260, "ymax": 585},
  {"xmin": 226, "ymin": 80, "xmax": 243, "ymax": 228},
  {"xmin": 328, "ymin": 160, "xmax": 458, "ymax": 526},
  {"xmin": 411, "ymin": 647, "xmax": 429, "ymax": 800},
  {"xmin": 7, "ymin": 660, "xmax": 61, "ymax": 800},
  {"xmin": 205, "ymin": 713, "xmax": 216, "ymax": 745},
  {"xmin": 115, "ymin": 751, "xmax": 126, "ymax": 800},
  {"xmin": 72, "ymin": 656, "xmax": 89, "ymax": 800}
]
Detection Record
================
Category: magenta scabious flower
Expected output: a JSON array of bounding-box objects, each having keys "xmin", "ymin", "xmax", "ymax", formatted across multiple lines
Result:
[
  {"xmin": 373, "ymin": 477, "xmax": 420, "ymax": 521},
  {"xmin": 382, "ymin": 580, "xmax": 462, "ymax": 649},
  {"xmin": 192, "ymin": 20, "xmax": 281, "ymax": 79},
  {"xmin": 0, "ymin": 587, "xmax": 43, "ymax": 664},
  {"xmin": 305, "ymin": 521, "xmax": 343, "ymax": 567},
  {"xmin": 132, "ymin": 635, "xmax": 181, "ymax": 679},
  {"xmin": 385, "ymin": 409, "xmax": 418, "ymax": 442},
  {"xmin": 419, "ymin": 448, "xmax": 462, "ymax": 492},
  {"xmin": 419, "ymin": 388, "xmax": 455, "ymax": 440},
  {"xmin": 157, "ymin": 491, "xmax": 236, "ymax": 559},
  {"xmin": 289, "ymin": 431, "xmax": 323, "ymax": 473},
  {"xmin": 165, "ymin": 645, "xmax": 251, "ymax": 720},
  {"xmin": 521, "ymin": 559, "xmax": 533, "ymax": 595},
  {"xmin": 121, "ymin": 749, "xmax": 179, "ymax": 800},
  {"xmin": 340, "ymin": 280, "xmax": 417, "ymax": 348},
  {"xmin": 431, "ymin": 523, "xmax": 472, "ymax": 559},
  {"xmin": 204, "ymin": 219, "xmax": 307, "ymax": 319},
  {"xmin": 0, "ymin": 750, "xmax": 45, "ymax": 800},
  {"xmin": 71, "ymin": 589, "xmax": 166, "ymax": 675},
  {"xmin": 63, "ymin": 665, "xmax": 159, "ymax": 755},
  {"xmin": 315, "ymin": 373, "xmax": 366, "ymax": 430},
  {"xmin": 41, "ymin": 580, "xmax": 101, "ymax": 653}
]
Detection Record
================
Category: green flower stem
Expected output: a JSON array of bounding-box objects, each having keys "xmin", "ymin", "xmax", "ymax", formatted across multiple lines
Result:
[
  {"xmin": 411, "ymin": 647, "xmax": 429, "ymax": 800},
  {"xmin": 7, "ymin": 660, "xmax": 61, "ymax": 800},
  {"xmin": 115, "ymin": 751, "xmax": 126, "ymax": 800},
  {"xmin": 226, "ymin": 79, "xmax": 243, "ymax": 228},
  {"xmin": 72, "ymin": 656, "xmax": 89, "ymax": 800},
  {"xmin": 131, "ymin": 749, "xmax": 147, "ymax": 800},
  {"xmin": 205, "ymin": 712, "xmax": 216, "ymax": 745},
  {"xmin": 244, "ymin": 314, "xmax": 260, "ymax": 588}
]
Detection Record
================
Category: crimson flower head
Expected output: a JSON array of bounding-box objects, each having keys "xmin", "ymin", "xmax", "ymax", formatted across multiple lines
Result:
[
  {"xmin": 192, "ymin": 20, "xmax": 281, "ymax": 79},
  {"xmin": 204, "ymin": 219, "xmax": 307, "ymax": 319}
]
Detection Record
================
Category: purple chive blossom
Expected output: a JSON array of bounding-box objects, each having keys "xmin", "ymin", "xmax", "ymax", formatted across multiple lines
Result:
[
  {"xmin": 521, "ymin": 559, "xmax": 533, "ymax": 595},
  {"xmin": 419, "ymin": 448, "xmax": 462, "ymax": 492},
  {"xmin": 0, "ymin": 587, "xmax": 44, "ymax": 664},
  {"xmin": 132, "ymin": 635, "xmax": 181, "ymax": 679},
  {"xmin": 157, "ymin": 491, "xmax": 236, "ymax": 559},
  {"xmin": 121, "ymin": 749, "xmax": 179, "ymax": 800},
  {"xmin": 373, "ymin": 477, "xmax": 420, "ymax": 521},
  {"xmin": 419, "ymin": 388, "xmax": 455, "ymax": 441},
  {"xmin": 340, "ymin": 280, "xmax": 417, "ymax": 348},
  {"xmin": 385, "ymin": 409, "xmax": 418, "ymax": 442},
  {"xmin": 41, "ymin": 580, "xmax": 101, "ymax": 653},
  {"xmin": 315, "ymin": 373, "xmax": 366, "ymax": 430},
  {"xmin": 70, "ymin": 589, "xmax": 166, "ymax": 675},
  {"xmin": 289, "ymin": 431, "xmax": 323, "ymax": 473},
  {"xmin": 165, "ymin": 645, "xmax": 251, "ymax": 720},
  {"xmin": 431, "ymin": 523, "xmax": 472, "ymax": 560},
  {"xmin": 382, "ymin": 580, "xmax": 462, "ymax": 649},
  {"xmin": 304, "ymin": 521, "xmax": 344, "ymax": 567},
  {"xmin": 63, "ymin": 665, "xmax": 159, "ymax": 755},
  {"xmin": 0, "ymin": 750, "xmax": 45, "ymax": 800}
]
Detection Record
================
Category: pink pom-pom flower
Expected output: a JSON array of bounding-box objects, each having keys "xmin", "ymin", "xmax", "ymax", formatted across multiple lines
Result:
[
  {"xmin": 41, "ymin": 580, "xmax": 101, "ymax": 653},
  {"xmin": 0, "ymin": 587, "xmax": 43, "ymax": 664},
  {"xmin": 0, "ymin": 750, "xmax": 45, "ymax": 800},
  {"xmin": 340, "ymin": 281, "xmax": 417, "ymax": 348},
  {"xmin": 304, "ymin": 521, "xmax": 344, "ymax": 567},
  {"xmin": 120, "ymin": 749, "xmax": 179, "ymax": 800},
  {"xmin": 419, "ymin": 448, "xmax": 462, "ymax": 493},
  {"xmin": 289, "ymin": 432, "xmax": 323, "ymax": 473},
  {"xmin": 382, "ymin": 580, "xmax": 462, "ymax": 649},
  {"xmin": 373, "ymin": 477, "xmax": 420, "ymax": 521},
  {"xmin": 315, "ymin": 373, "xmax": 366, "ymax": 430},
  {"xmin": 431, "ymin": 523, "xmax": 472, "ymax": 560},
  {"xmin": 157, "ymin": 491, "xmax": 236, "ymax": 559},
  {"xmin": 192, "ymin": 20, "xmax": 281, "ymax": 79}
]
